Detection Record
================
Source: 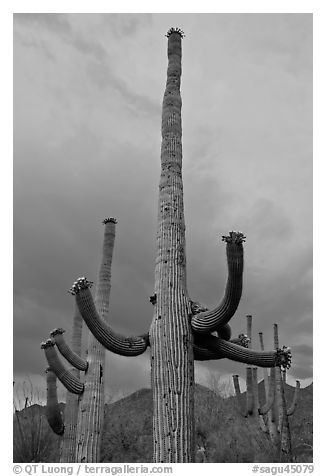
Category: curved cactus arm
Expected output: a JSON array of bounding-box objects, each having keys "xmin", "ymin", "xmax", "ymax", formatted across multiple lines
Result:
[
  {"xmin": 193, "ymin": 333, "xmax": 250, "ymax": 360},
  {"xmin": 232, "ymin": 374, "xmax": 248, "ymax": 417},
  {"xmin": 287, "ymin": 380, "xmax": 300, "ymax": 416},
  {"xmin": 41, "ymin": 339, "xmax": 84, "ymax": 395},
  {"xmin": 259, "ymin": 366, "xmax": 276, "ymax": 415},
  {"xmin": 193, "ymin": 333, "xmax": 289, "ymax": 368},
  {"xmin": 231, "ymin": 333, "xmax": 251, "ymax": 347},
  {"xmin": 216, "ymin": 323, "xmax": 232, "ymax": 341},
  {"xmin": 50, "ymin": 328, "xmax": 88, "ymax": 371},
  {"xmin": 70, "ymin": 278, "xmax": 149, "ymax": 357},
  {"xmin": 45, "ymin": 367, "xmax": 64, "ymax": 435},
  {"xmin": 190, "ymin": 232, "xmax": 245, "ymax": 334}
]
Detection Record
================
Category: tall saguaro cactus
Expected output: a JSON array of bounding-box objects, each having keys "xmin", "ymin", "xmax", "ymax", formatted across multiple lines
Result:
[
  {"xmin": 148, "ymin": 27, "xmax": 195, "ymax": 463},
  {"xmin": 42, "ymin": 29, "xmax": 294, "ymax": 463}
]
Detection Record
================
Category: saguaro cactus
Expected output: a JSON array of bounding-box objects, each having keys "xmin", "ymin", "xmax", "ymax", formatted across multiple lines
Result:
[
  {"xmin": 42, "ymin": 29, "xmax": 294, "ymax": 463},
  {"xmin": 233, "ymin": 320, "xmax": 300, "ymax": 462},
  {"xmin": 49, "ymin": 303, "xmax": 86, "ymax": 462},
  {"xmin": 43, "ymin": 219, "xmax": 149, "ymax": 462}
]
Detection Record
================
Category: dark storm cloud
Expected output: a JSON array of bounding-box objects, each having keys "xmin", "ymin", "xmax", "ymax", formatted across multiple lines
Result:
[
  {"xmin": 14, "ymin": 13, "xmax": 160, "ymax": 118},
  {"xmin": 14, "ymin": 13, "xmax": 72, "ymax": 34},
  {"xmin": 100, "ymin": 13, "xmax": 153, "ymax": 38}
]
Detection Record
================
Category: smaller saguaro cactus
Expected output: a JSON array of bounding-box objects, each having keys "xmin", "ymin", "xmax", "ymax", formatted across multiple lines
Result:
[
  {"xmin": 233, "ymin": 318, "xmax": 300, "ymax": 462},
  {"xmin": 43, "ymin": 302, "xmax": 87, "ymax": 462},
  {"xmin": 42, "ymin": 218, "xmax": 151, "ymax": 463}
]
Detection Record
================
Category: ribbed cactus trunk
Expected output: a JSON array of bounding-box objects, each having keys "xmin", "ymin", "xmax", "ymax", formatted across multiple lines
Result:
[
  {"xmin": 149, "ymin": 29, "xmax": 195, "ymax": 463},
  {"xmin": 60, "ymin": 303, "xmax": 83, "ymax": 462},
  {"xmin": 259, "ymin": 331, "xmax": 278, "ymax": 445},
  {"xmin": 273, "ymin": 324, "xmax": 293, "ymax": 462},
  {"xmin": 75, "ymin": 219, "xmax": 116, "ymax": 462}
]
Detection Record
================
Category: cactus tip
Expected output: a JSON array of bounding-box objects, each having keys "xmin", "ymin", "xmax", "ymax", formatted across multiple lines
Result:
[
  {"xmin": 102, "ymin": 217, "xmax": 117, "ymax": 225},
  {"xmin": 165, "ymin": 27, "xmax": 185, "ymax": 38},
  {"xmin": 275, "ymin": 346, "xmax": 292, "ymax": 370},
  {"xmin": 41, "ymin": 338, "xmax": 55, "ymax": 349},
  {"xmin": 50, "ymin": 327, "xmax": 65, "ymax": 337},
  {"xmin": 222, "ymin": 231, "xmax": 246, "ymax": 244},
  {"xmin": 68, "ymin": 276, "xmax": 93, "ymax": 295}
]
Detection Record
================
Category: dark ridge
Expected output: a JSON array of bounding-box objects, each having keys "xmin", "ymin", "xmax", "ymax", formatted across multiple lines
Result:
[{"xmin": 13, "ymin": 382, "xmax": 312, "ymax": 463}]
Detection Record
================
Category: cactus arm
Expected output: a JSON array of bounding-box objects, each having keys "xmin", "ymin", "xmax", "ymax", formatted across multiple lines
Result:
[
  {"xmin": 50, "ymin": 328, "xmax": 88, "ymax": 371},
  {"xmin": 232, "ymin": 374, "xmax": 248, "ymax": 417},
  {"xmin": 191, "ymin": 232, "xmax": 245, "ymax": 333},
  {"xmin": 70, "ymin": 279, "xmax": 149, "ymax": 356},
  {"xmin": 193, "ymin": 333, "xmax": 250, "ymax": 360},
  {"xmin": 287, "ymin": 380, "xmax": 300, "ymax": 416},
  {"xmin": 216, "ymin": 323, "xmax": 232, "ymax": 340},
  {"xmin": 41, "ymin": 340, "xmax": 84, "ymax": 395},
  {"xmin": 259, "ymin": 366, "xmax": 276, "ymax": 415},
  {"xmin": 193, "ymin": 333, "xmax": 286, "ymax": 367},
  {"xmin": 45, "ymin": 367, "xmax": 64, "ymax": 435}
]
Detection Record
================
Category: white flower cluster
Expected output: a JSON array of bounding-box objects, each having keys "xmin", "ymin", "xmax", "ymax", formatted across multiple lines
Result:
[
  {"xmin": 40, "ymin": 338, "xmax": 55, "ymax": 349},
  {"xmin": 238, "ymin": 333, "xmax": 251, "ymax": 348},
  {"xmin": 276, "ymin": 345, "xmax": 292, "ymax": 370},
  {"xmin": 50, "ymin": 328, "xmax": 65, "ymax": 337},
  {"xmin": 68, "ymin": 276, "xmax": 94, "ymax": 295}
]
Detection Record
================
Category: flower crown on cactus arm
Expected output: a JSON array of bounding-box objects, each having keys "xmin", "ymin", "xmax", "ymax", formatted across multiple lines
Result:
[
  {"xmin": 237, "ymin": 333, "xmax": 251, "ymax": 348},
  {"xmin": 50, "ymin": 328, "xmax": 65, "ymax": 337},
  {"xmin": 41, "ymin": 338, "xmax": 55, "ymax": 349},
  {"xmin": 165, "ymin": 27, "xmax": 185, "ymax": 38},
  {"xmin": 222, "ymin": 231, "xmax": 246, "ymax": 244},
  {"xmin": 275, "ymin": 346, "xmax": 292, "ymax": 370},
  {"xmin": 102, "ymin": 217, "xmax": 117, "ymax": 225},
  {"xmin": 68, "ymin": 277, "xmax": 94, "ymax": 296}
]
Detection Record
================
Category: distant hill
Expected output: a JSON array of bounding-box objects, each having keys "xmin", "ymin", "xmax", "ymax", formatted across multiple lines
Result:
[{"xmin": 13, "ymin": 382, "xmax": 312, "ymax": 463}]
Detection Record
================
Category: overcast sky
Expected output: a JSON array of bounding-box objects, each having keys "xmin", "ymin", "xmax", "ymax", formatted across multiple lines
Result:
[{"xmin": 13, "ymin": 13, "xmax": 312, "ymax": 400}]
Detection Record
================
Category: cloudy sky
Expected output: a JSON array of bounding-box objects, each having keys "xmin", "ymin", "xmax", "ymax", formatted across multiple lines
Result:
[{"xmin": 13, "ymin": 13, "xmax": 312, "ymax": 400}]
